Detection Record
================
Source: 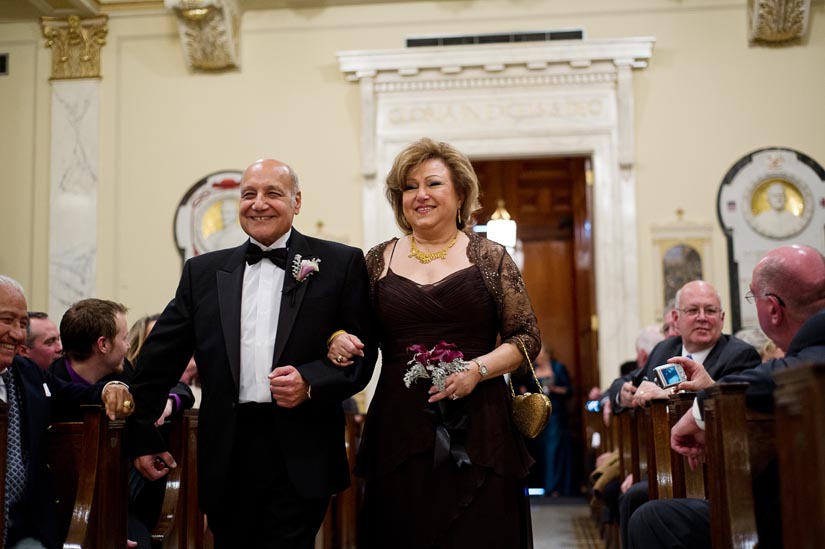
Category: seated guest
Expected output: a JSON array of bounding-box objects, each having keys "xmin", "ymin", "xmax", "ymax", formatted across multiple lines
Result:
[
  {"xmin": 127, "ymin": 314, "xmax": 200, "ymax": 411},
  {"xmin": 611, "ymin": 281, "xmax": 762, "ymax": 548},
  {"xmin": 17, "ymin": 312, "xmax": 63, "ymax": 370},
  {"xmin": 735, "ymin": 326, "xmax": 785, "ymax": 361},
  {"xmin": 628, "ymin": 245, "xmax": 825, "ymax": 549},
  {"xmin": 592, "ymin": 326, "xmax": 665, "ymax": 526},
  {"xmin": 51, "ymin": 300, "xmax": 194, "ymax": 421},
  {"xmin": 0, "ymin": 275, "xmax": 133, "ymax": 549},
  {"xmin": 49, "ymin": 299, "xmax": 194, "ymax": 548}
]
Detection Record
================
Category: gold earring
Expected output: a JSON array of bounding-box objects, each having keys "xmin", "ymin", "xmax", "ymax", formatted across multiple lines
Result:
[{"xmin": 457, "ymin": 207, "xmax": 462, "ymax": 225}]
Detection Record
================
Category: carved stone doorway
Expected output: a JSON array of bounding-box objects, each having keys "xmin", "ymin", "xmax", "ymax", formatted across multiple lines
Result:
[{"xmin": 338, "ymin": 37, "xmax": 654, "ymax": 386}]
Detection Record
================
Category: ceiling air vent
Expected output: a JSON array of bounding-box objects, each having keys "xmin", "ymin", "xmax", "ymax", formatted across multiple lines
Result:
[{"xmin": 406, "ymin": 29, "xmax": 584, "ymax": 48}]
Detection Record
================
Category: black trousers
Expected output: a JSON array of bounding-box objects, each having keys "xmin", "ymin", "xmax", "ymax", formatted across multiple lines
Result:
[
  {"xmin": 619, "ymin": 480, "xmax": 649, "ymax": 549},
  {"xmin": 627, "ymin": 498, "xmax": 710, "ymax": 549},
  {"xmin": 208, "ymin": 404, "xmax": 329, "ymax": 549}
]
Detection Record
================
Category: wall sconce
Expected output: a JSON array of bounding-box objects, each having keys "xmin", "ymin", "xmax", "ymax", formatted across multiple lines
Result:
[{"xmin": 486, "ymin": 199, "xmax": 517, "ymax": 249}]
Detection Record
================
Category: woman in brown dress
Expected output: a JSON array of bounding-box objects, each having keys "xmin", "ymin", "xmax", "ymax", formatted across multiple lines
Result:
[{"xmin": 329, "ymin": 138, "xmax": 541, "ymax": 548}]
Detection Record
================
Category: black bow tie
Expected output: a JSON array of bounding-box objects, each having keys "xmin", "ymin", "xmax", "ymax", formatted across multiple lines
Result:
[{"xmin": 245, "ymin": 245, "xmax": 288, "ymax": 269}]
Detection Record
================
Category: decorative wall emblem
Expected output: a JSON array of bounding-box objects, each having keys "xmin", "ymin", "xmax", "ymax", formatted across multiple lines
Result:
[
  {"xmin": 717, "ymin": 147, "xmax": 825, "ymax": 330},
  {"xmin": 175, "ymin": 170, "xmax": 245, "ymax": 261},
  {"xmin": 748, "ymin": 0, "xmax": 811, "ymax": 43},
  {"xmin": 166, "ymin": 0, "xmax": 241, "ymax": 71},
  {"xmin": 41, "ymin": 15, "xmax": 108, "ymax": 80}
]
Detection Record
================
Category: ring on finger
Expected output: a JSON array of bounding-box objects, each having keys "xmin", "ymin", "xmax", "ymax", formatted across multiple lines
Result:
[
  {"xmin": 336, "ymin": 354, "xmax": 345, "ymax": 364},
  {"xmin": 451, "ymin": 394, "xmax": 459, "ymax": 400}
]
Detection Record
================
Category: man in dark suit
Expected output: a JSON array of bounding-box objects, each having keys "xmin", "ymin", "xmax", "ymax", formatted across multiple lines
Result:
[
  {"xmin": 628, "ymin": 245, "xmax": 825, "ymax": 548},
  {"xmin": 609, "ymin": 281, "xmax": 760, "ymax": 411},
  {"xmin": 0, "ymin": 275, "xmax": 133, "ymax": 548},
  {"xmin": 127, "ymin": 159, "xmax": 377, "ymax": 548},
  {"xmin": 607, "ymin": 280, "xmax": 761, "ymax": 548}
]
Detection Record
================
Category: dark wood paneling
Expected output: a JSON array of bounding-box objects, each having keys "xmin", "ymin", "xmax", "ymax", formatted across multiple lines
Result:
[{"xmin": 473, "ymin": 156, "xmax": 596, "ymax": 493}]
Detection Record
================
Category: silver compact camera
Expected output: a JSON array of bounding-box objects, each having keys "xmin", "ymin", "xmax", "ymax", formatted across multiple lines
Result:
[{"xmin": 653, "ymin": 363, "xmax": 687, "ymax": 389}]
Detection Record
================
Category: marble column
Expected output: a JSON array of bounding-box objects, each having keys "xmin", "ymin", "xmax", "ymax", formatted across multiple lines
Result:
[{"xmin": 41, "ymin": 15, "xmax": 108, "ymax": 319}]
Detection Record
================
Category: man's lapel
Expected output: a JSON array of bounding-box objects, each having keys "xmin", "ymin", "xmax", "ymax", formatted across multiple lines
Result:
[
  {"xmin": 217, "ymin": 243, "xmax": 247, "ymax": 392},
  {"xmin": 702, "ymin": 335, "xmax": 726, "ymax": 378},
  {"xmin": 272, "ymin": 229, "xmax": 314, "ymax": 368}
]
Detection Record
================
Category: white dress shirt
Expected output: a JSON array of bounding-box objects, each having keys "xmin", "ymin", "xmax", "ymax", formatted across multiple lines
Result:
[
  {"xmin": 681, "ymin": 344, "xmax": 713, "ymax": 365},
  {"xmin": 239, "ymin": 230, "xmax": 291, "ymax": 403},
  {"xmin": 0, "ymin": 368, "xmax": 7, "ymax": 403}
]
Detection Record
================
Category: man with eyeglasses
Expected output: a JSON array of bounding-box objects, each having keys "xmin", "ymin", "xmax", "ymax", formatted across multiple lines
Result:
[
  {"xmin": 608, "ymin": 280, "xmax": 762, "ymax": 548},
  {"xmin": 610, "ymin": 280, "xmax": 760, "ymax": 411},
  {"xmin": 628, "ymin": 245, "xmax": 825, "ymax": 549}
]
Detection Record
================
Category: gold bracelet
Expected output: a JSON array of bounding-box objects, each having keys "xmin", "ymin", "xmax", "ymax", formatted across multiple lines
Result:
[{"xmin": 326, "ymin": 329, "xmax": 348, "ymax": 347}]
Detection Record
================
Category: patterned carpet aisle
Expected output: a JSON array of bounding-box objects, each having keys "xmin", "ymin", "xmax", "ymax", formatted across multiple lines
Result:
[{"xmin": 531, "ymin": 497, "xmax": 602, "ymax": 549}]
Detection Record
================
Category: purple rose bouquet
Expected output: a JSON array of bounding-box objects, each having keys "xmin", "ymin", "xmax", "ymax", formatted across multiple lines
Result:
[{"xmin": 404, "ymin": 341, "xmax": 469, "ymax": 391}]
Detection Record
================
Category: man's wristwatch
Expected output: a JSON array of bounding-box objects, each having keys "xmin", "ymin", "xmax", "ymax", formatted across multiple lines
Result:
[{"xmin": 474, "ymin": 359, "xmax": 489, "ymax": 380}]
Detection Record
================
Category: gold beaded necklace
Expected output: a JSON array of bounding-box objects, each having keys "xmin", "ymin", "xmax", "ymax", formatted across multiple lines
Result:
[{"xmin": 408, "ymin": 232, "xmax": 459, "ymax": 264}]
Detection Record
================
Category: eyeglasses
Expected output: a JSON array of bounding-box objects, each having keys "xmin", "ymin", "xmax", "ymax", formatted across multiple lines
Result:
[
  {"xmin": 678, "ymin": 306, "xmax": 722, "ymax": 318},
  {"xmin": 744, "ymin": 290, "xmax": 786, "ymax": 308}
]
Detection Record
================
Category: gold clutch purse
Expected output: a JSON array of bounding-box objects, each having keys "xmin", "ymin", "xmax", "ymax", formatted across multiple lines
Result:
[{"xmin": 509, "ymin": 338, "xmax": 552, "ymax": 439}]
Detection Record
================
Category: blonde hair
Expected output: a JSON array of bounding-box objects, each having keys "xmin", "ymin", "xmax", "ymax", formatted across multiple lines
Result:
[
  {"xmin": 126, "ymin": 313, "xmax": 160, "ymax": 364},
  {"xmin": 385, "ymin": 138, "xmax": 482, "ymax": 233}
]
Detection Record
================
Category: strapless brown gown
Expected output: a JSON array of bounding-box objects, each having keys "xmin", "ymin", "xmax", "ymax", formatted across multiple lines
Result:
[{"xmin": 357, "ymin": 266, "xmax": 534, "ymax": 549}]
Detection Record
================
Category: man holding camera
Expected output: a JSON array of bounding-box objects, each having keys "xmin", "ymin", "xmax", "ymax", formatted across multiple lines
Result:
[
  {"xmin": 610, "ymin": 280, "xmax": 762, "ymax": 549},
  {"xmin": 628, "ymin": 245, "xmax": 825, "ymax": 548}
]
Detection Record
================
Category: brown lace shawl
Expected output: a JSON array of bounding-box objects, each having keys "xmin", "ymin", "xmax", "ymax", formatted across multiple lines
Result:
[{"xmin": 364, "ymin": 231, "xmax": 541, "ymax": 370}]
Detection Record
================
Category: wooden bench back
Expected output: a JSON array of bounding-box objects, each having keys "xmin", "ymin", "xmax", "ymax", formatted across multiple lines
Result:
[
  {"xmin": 774, "ymin": 363, "xmax": 825, "ymax": 549},
  {"xmin": 646, "ymin": 398, "xmax": 675, "ymax": 499},
  {"xmin": 47, "ymin": 405, "xmax": 128, "ymax": 548},
  {"xmin": 704, "ymin": 383, "xmax": 775, "ymax": 549},
  {"xmin": 616, "ymin": 410, "xmax": 634, "ymax": 481},
  {"xmin": 668, "ymin": 392, "xmax": 705, "ymax": 499},
  {"xmin": 152, "ymin": 409, "xmax": 204, "ymax": 549}
]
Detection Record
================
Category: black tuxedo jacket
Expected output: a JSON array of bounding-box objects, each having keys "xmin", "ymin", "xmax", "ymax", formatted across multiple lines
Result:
[
  {"xmin": 127, "ymin": 230, "xmax": 377, "ymax": 515},
  {"xmin": 608, "ymin": 334, "xmax": 761, "ymax": 412},
  {"xmin": 7, "ymin": 356, "xmax": 105, "ymax": 549}
]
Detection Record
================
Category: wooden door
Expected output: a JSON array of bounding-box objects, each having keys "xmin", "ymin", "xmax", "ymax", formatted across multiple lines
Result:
[{"xmin": 473, "ymin": 156, "xmax": 597, "ymax": 492}]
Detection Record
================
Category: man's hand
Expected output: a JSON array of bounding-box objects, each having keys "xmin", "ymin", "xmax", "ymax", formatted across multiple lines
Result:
[
  {"xmin": 670, "ymin": 408, "xmax": 706, "ymax": 470},
  {"xmin": 269, "ymin": 366, "xmax": 310, "ymax": 408},
  {"xmin": 326, "ymin": 333, "xmax": 365, "ymax": 367},
  {"xmin": 619, "ymin": 381, "xmax": 637, "ymax": 408},
  {"xmin": 631, "ymin": 380, "xmax": 668, "ymax": 407},
  {"xmin": 134, "ymin": 452, "xmax": 177, "ymax": 481},
  {"xmin": 672, "ymin": 356, "xmax": 715, "ymax": 392},
  {"xmin": 101, "ymin": 383, "xmax": 134, "ymax": 420},
  {"xmin": 620, "ymin": 473, "xmax": 634, "ymax": 494},
  {"xmin": 154, "ymin": 398, "xmax": 174, "ymax": 427}
]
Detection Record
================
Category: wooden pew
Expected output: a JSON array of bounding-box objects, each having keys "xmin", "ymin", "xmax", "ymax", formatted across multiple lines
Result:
[
  {"xmin": 668, "ymin": 392, "xmax": 705, "ymax": 499},
  {"xmin": 584, "ymin": 407, "xmax": 605, "ymax": 456},
  {"xmin": 633, "ymin": 405, "xmax": 650, "ymax": 484},
  {"xmin": 47, "ymin": 405, "xmax": 128, "ymax": 548},
  {"xmin": 616, "ymin": 410, "xmax": 634, "ymax": 482},
  {"xmin": 316, "ymin": 411, "xmax": 362, "ymax": 549},
  {"xmin": 151, "ymin": 410, "xmax": 204, "ymax": 549},
  {"xmin": 704, "ymin": 383, "xmax": 775, "ymax": 549},
  {"xmin": 0, "ymin": 400, "xmax": 7, "ymax": 549},
  {"xmin": 774, "ymin": 363, "xmax": 825, "ymax": 549},
  {"xmin": 645, "ymin": 397, "xmax": 675, "ymax": 499}
]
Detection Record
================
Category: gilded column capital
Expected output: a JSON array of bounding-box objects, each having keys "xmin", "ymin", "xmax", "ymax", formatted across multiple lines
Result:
[
  {"xmin": 41, "ymin": 15, "xmax": 109, "ymax": 80},
  {"xmin": 166, "ymin": 0, "xmax": 242, "ymax": 71},
  {"xmin": 748, "ymin": 0, "xmax": 811, "ymax": 43}
]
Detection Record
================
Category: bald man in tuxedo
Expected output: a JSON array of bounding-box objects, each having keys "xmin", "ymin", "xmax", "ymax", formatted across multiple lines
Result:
[{"xmin": 127, "ymin": 159, "xmax": 377, "ymax": 548}]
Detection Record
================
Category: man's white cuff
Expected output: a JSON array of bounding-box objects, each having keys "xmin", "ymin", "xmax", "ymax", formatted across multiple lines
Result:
[{"xmin": 691, "ymin": 397, "xmax": 706, "ymax": 431}]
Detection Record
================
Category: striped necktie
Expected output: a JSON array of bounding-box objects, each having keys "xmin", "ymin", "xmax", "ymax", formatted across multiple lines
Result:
[{"xmin": 2, "ymin": 369, "xmax": 28, "ymax": 542}]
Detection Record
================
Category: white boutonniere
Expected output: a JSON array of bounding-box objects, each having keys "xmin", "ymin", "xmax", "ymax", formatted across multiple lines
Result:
[{"xmin": 292, "ymin": 254, "xmax": 321, "ymax": 283}]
